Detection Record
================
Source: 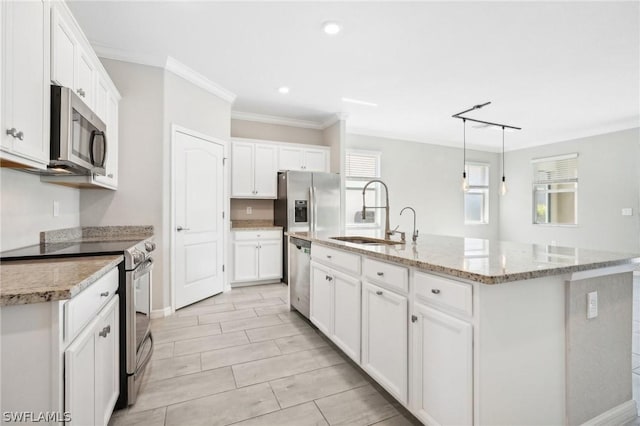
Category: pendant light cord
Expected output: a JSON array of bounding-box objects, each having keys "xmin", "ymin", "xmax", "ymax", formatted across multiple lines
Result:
[
  {"xmin": 463, "ymin": 119, "xmax": 466, "ymax": 178},
  {"xmin": 502, "ymin": 126, "xmax": 505, "ymax": 180}
]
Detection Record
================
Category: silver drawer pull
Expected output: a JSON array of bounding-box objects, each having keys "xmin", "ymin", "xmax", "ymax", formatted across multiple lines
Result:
[
  {"xmin": 325, "ymin": 275, "xmax": 333, "ymax": 282},
  {"xmin": 6, "ymin": 128, "xmax": 17, "ymax": 137},
  {"xmin": 15, "ymin": 131, "xmax": 24, "ymax": 140},
  {"xmin": 326, "ymin": 255, "xmax": 332, "ymax": 259},
  {"xmin": 376, "ymin": 290, "xmax": 383, "ymax": 295},
  {"xmin": 99, "ymin": 325, "xmax": 111, "ymax": 338},
  {"xmin": 100, "ymin": 291, "xmax": 110, "ymax": 297},
  {"xmin": 411, "ymin": 315, "xmax": 418, "ymax": 323},
  {"xmin": 431, "ymin": 289, "xmax": 441, "ymax": 294},
  {"xmin": 376, "ymin": 272, "xmax": 384, "ymax": 277}
]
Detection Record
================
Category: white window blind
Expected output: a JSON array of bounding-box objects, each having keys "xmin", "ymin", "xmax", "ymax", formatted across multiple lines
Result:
[
  {"xmin": 345, "ymin": 151, "xmax": 380, "ymax": 178},
  {"xmin": 532, "ymin": 153, "xmax": 578, "ymax": 184}
]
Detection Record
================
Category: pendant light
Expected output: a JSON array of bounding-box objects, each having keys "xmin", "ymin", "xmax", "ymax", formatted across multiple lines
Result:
[
  {"xmin": 461, "ymin": 119, "xmax": 469, "ymax": 192},
  {"xmin": 500, "ymin": 126, "xmax": 507, "ymax": 195}
]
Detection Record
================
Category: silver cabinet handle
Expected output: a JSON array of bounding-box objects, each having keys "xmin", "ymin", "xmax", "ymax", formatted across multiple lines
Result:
[
  {"xmin": 326, "ymin": 255, "xmax": 332, "ymax": 259},
  {"xmin": 325, "ymin": 275, "xmax": 333, "ymax": 282},
  {"xmin": 100, "ymin": 291, "xmax": 109, "ymax": 297},
  {"xmin": 431, "ymin": 289, "xmax": 441, "ymax": 294},
  {"xmin": 376, "ymin": 290, "xmax": 383, "ymax": 295},
  {"xmin": 107, "ymin": 173, "xmax": 114, "ymax": 178},
  {"xmin": 99, "ymin": 325, "xmax": 111, "ymax": 338},
  {"xmin": 15, "ymin": 131, "xmax": 23, "ymax": 140},
  {"xmin": 411, "ymin": 315, "xmax": 418, "ymax": 323},
  {"xmin": 6, "ymin": 128, "xmax": 17, "ymax": 137},
  {"xmin": 376, "ymin": 272, "xmax": 384, "ymax": 277},
  {"xmin": 176, "ymin": 226, "xmax": 190, "ymax": 232},
  {"xmin": 77, "ymin": 88, "xmax": 86, "ymax": 97}
]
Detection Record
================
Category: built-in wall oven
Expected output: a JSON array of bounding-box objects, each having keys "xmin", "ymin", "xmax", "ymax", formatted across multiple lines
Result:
[{"xmin": 123, "ymin": 240, "xmax": 155, "ymax": 405}]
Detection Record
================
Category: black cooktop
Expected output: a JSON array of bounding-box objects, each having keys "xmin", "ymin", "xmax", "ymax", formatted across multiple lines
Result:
[{"xmin": 0, "ymin": 240, "xmax": 141, "ymax": 261}]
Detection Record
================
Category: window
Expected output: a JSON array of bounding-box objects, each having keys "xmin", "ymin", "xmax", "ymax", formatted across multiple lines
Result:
[
  {"xmin": 532, "ymin": 153, "xmax": 578, "ymax": 225},
  {"xmin": 464, "ymin": 162, "xmax": 489, "ymax": 224},
  {"xmin": 345, "ymin": 150, "xmax": 382, "ymax": 232}
]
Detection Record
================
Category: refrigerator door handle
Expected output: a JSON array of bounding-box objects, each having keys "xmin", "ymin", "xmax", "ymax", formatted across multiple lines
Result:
[{"xmin": 309, "ymin": 186, "xmax": 315, "ymax": 233}]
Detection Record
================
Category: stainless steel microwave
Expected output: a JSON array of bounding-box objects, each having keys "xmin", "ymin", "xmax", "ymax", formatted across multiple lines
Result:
[{"xmin": 50, "ymin": 85, "xmax": 107, "ymax": 175}]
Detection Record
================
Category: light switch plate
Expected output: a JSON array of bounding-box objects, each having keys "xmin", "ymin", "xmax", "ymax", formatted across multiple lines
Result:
[
  {"xmin": 53, "ymin": 201, "xmax": 60, "ymax": 217},
  {"xmin": 587, "ymin": 291, "xmax": 598, "ymax": 319},
  {"xmin": 246, "ymin": 206, "xmax": 252, "ymax": 215}
]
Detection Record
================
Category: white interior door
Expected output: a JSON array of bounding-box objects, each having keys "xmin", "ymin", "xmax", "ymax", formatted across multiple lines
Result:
[{"xmin": 174, "ymin": 129, "xmax": 225, "ymax": 309}]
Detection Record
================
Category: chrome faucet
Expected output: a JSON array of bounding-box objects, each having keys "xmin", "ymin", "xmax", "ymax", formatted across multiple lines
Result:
[
  {"xmin": 400, "ymin": 206, "xmax": 419, "ymax": 243},
  {"xmin": 362, "ymin": 179, "xmax": 395, "ymax": 241}
]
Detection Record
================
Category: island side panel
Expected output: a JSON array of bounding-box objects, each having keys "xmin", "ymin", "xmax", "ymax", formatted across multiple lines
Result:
[
  {"xmin": 566, "ymin": 272, "xmax": 634, "ymax": 425},
  {"xmin": 477, "ymin": 275, "xmax": 566, "ymax": 425}
]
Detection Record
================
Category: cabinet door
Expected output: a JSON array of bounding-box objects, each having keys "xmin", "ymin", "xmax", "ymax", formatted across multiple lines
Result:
[
  {"xmin": 95, "ymin": 297, "xmax": 119, "ymax": 426},
  {"xmin": 258, "ymin": 240, "xmax": 282, "ymax": 280},
  {"xmin": 65, "ymin": 318, "xmax": 96, "ymax": 426},
  {"xmin": 94, "ymin": 76, "xmax": 109, "ymax": 121},
  {"xmin": 278, "ymin": 146, "xmax": 304, "ymax": 171},
  {"xmin": 233, "ymin": 241, "xmax": 259, "ymax": 282},
  {"xmin": 253, "ymin": 144, "xmax": 278, "ymax": 198},
  {"xmin": 332, "ymin": 271, "xmax": 361, "ymax": 362},
  {"xmin": 303, "ymin": 148, "xmax": 328, "ymax": 172},
  {"xmin": 76, "ymin": 49, "xmax": 95, "ymax": 107},
  {"xmin": 412, "ymin": 303, "xmax": 472, "ymax": 426},
  {"xmin": 231, "ymin": 142, "xmax": 255, "ymax": 197},
  {"xmin": 362, "ymin": 282, "xmax": 408, "ymax": 404},
  {"xmin": 1, "ymin": 0, "xmax": 49, "ymax": 165},
  {"xmin": 51, "ymin": 4, "xmax": 76, "ymax": 88},
  {"xmin": 310, "ymin": 262, "xmax": 333, "ymax": 335}
]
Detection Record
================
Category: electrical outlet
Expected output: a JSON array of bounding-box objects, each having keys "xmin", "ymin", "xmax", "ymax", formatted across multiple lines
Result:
[
  {"xmin": 622, "ymin": 208, "xmax": 633, "ymax": 216},
  {"xmin": 587, "ymin": 291, "xmax": 598, "ymax": 319},
  {"xmin": 53, "ymin": 201, "xmax": 60, "ymax": 217},
  {"xmin": 246, "ymin": 206, "xmax": 252, "ymax": 215}
]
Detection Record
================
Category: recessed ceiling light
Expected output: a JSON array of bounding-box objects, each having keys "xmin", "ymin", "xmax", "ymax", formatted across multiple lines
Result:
[
  {"xmin": 323, "ymin": 21, "xmax": 341, "ymax": 35},
  {"xmin": 278, "ymin": 86, "xmax": 290, "ymax": 94},
  {"xmin": 341, "ymin": 97, "xmax": 377, "ymax": 107}
]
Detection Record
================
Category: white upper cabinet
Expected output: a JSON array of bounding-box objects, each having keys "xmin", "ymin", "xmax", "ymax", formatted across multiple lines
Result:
[
  {"xmin": 231, "ymin": 141, "xmax": 277, "ymax": 198},
  {"xmin": 92, "ymin": 92, "xmax": 119, "ymax": 189},
  {"xmin": 277, "ymin": 145, "xmax": 329, "ymax": 172},
  {"xmin": 0, "ymin": 0, "xmax": 50, "ymax": 168},
  {"xmin": 76, "ymin": 49, "xmax": 95, "ymax": 106}
]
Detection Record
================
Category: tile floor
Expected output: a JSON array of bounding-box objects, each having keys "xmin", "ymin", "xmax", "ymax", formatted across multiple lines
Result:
[{"xmin": 109, "ymin": 283, "xmax": 421, "ymax": 426}]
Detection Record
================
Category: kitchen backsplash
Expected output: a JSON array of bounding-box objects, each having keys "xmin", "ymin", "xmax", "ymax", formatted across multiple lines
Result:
[{"xmin": 230, "ymin": 199, "xmax": 274, "ymax": 221}]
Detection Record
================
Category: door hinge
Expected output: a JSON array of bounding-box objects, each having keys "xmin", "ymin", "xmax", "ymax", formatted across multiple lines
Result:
[
  {"xmin": 222, "ymin": 211, "xmax": 225, "ymax": 219},
  {"xmin": 222, "ymin": 265, "xmax": 225, "ymax": 272},
  {"xmin": 223, "ymin": 157, "xmax": 228, "ymax": 165}
]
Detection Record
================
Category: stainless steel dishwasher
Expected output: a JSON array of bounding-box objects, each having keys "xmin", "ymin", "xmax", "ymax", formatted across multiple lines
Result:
[{"xmin": 289, "ymin": 237, "xmax": 311, "ymax": 319}]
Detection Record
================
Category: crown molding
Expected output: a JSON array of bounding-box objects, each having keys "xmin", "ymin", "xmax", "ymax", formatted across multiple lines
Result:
[
  {"xmin": 90, "ymin": 43, "xmax": 236, "ymax": 103},
  {"xmin": 322, "ymin": 112, "xmax": 349, "ymax": 129},
  {"xmin": 165, "ymin": 56, "xmax": 237, "ymax": 103},
  {"xmin": 231, "ymin": 111, "xmax": 324, "ymax": 130}
]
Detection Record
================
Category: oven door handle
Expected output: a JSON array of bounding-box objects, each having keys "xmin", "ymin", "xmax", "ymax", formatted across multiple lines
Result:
[
  {"xmin": 133, "ymin": 332, "xmax": 154, "ymax": 377},
  {"xmin": 133, "ymin": 258, "xmax": 154, "ymax": 280}
]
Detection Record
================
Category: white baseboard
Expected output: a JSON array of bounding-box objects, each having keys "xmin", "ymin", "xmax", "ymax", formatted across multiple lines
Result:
[
  {"xmin": 581, "ymin": 399, "xmax": 637, "ymax": 426},
  {"xmin": 150, "ymin": 306, "xmax": 173, "ymax": 319}
]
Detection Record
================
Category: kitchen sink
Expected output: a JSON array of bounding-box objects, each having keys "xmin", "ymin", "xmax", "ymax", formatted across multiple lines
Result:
[{"xmin": 331, "ymin": 236, "xmax": 402, "ymax": 245}]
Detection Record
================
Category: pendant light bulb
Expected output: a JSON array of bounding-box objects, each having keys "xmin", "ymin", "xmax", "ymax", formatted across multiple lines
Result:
[
  {"xmin": 462, "ymin": 172, "xmax": 470, "ymax": 192},
  {"xmin": 461, "ymin": 119, "xmax": 469, "ymax": 192},
  {"xmin": 500, "ymin": 176, "xmax": 507, "ymax": 196}
]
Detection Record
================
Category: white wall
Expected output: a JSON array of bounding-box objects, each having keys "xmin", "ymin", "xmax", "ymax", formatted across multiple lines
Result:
[
  {"xmin": 499, "ymin": 128, "xmax": 640, "ymax": 252},
  {"xmin": 231, "ymin": 119, "xmax": 324, "ymax": 145},
  {"xmin": 0, "ymin": 169, "xmax": 80, "ymax": 250},
  {"xmin": 347, "ymin": 133, "xmax": 501, "ymax": 240}
]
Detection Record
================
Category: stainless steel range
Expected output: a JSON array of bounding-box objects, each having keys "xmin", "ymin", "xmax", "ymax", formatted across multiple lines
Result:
[{"xmin": 123, "ymin": 239, "xmax": 155, "ymax": 405}]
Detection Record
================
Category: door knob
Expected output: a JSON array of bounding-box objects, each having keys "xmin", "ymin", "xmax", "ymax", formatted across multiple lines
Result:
[{"xmin": 176, "ymin": 226, "xmax": 190, "ymax": 232}]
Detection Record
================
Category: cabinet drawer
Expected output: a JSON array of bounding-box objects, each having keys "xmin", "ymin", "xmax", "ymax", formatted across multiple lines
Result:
[
  {"xmin": 414, "ymin": 271, "xmax": 472, "ymax": 317},
  {"xmin": 363, "ymin": 257, "xmax": 408, "ymax": 293},
  {"xmin": 233, "ymin": 230, "xmax": 282, "ymax": 241},
  {"xmin": 312, "ymin": 244, "xmax": 360, "ymax": 275},
  {"xmin": 64, "ymin": 267, "xmax": 119, "ymax": 344}
]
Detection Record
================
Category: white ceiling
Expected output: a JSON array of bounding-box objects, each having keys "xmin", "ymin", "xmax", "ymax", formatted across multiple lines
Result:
[{"xmin": 68, "ymin": 1, "xmax": 639, "ymax": 151}]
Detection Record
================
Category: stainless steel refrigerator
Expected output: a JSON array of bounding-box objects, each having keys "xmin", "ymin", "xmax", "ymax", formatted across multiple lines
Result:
[{"xmin": 274, "ymin": 171, "xmax": 341, "ymax": 284}]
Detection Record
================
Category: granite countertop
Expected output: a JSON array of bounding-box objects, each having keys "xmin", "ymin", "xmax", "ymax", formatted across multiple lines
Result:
[
  {"xmin": 0, "ymin": 255, "xmax": 123, "ymax": 306},
  {"xmin": 41, "ymin": 225, "xmax": 153, "ymax": 243},
  {"xmin": 231, "ymin": 220, "xmax": 283, "ymax": 231},
  {"xmin": 288, "ymin": 232, "xmax": 640, "ymax": 284}
]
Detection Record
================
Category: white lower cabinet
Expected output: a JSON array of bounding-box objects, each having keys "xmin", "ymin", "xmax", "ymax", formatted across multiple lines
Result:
[
  {"xmin": 65, "ymin": 295, "xmax": 119, "ymax": 426},
  {"xmin": 232, "ymin": 230, "xmax": 282, "ymax": 284},
  {"xmin": 310, "ymin": 261, "xmax": 361, "ymax": 362},
  {"xmin": 411, "ymin": 303, "xmax": 473, "ymax": 426},
  {"xmin": 361, "ymin": 281, "xmax": 408, "ymax": 404}
]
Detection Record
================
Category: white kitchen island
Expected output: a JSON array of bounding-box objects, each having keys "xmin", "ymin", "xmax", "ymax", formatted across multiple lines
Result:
[{"xmin": 288, "ymin": 232, "xmax": 640, "ymax": 426}]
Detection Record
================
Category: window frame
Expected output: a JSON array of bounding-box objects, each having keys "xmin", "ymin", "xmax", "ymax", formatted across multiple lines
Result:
[
  {"xmin": 344, "ymin": 149, "xmax": 383, "ymax": 231},
  {"xmin": 464, "ymin": 161, "xmax": 490, "ymax": 225},
  {"xmin": 531, "ymin": 153, "xmax": 579, "ymax": 226}
]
